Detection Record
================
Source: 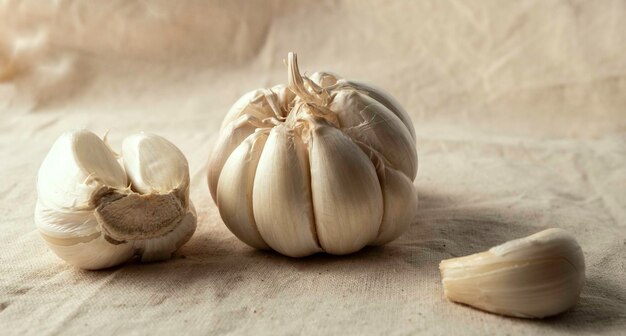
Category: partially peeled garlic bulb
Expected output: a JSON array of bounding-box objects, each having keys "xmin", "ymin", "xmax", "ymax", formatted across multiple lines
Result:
[
  {"xmin": 35, "ymin": 129, "xmax": 197, "ymax": 270},
  {"xmin": 439, "ymin": 228, "xmax": 586, "ymax": 318},
  {"xmin": 208, "ymin": 53, "xmax": 418, "ymax": 257}
]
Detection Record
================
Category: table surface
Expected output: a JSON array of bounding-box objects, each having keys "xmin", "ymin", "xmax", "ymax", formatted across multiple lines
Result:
[{"xmin": 1, "ymin": 1, "xmax": 625, "ymax": 335}]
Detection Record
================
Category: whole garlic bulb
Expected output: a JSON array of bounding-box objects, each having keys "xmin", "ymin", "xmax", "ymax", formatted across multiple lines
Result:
[
  {"xmin": 35, "ymin": 129, "xmax": 197, "ymax": 270},
  {"xmin": 208, "ymin": 53, "xmax": 418, "ymax": 257},
  {"xmin": 439, "ymin": 228, "xmax": 586, "ymax": 318}
]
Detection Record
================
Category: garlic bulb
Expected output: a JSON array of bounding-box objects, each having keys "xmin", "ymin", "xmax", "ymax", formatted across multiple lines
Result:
[
  {"xmin": 35, "ymin": 129, "xmax": 197, "ymax": 270},
  {"xmin": 208, "ymin": 53, "xmax": 418, "ymax": 257},
  {"xmin": 439, "ymin": 228, "xmax": 586, "ymax": 318}
]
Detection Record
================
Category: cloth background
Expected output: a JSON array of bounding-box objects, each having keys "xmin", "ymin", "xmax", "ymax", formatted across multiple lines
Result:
[{"xmin": 1, "ymin": 0, "xmax": 625, "ymax": 334}]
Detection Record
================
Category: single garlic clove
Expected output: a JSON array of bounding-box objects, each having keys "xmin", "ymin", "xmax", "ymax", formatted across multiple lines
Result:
[
  {"xmin": 208, "ymin": 115, "xmax": 259, "ymax": 201},
  {"xmin": 371, "ymin": 165, "xmax": 418, "ymax": 246},
  {"xmin": 355, "ymin": 143, "xmax": 418, "ymax": 246},
  {"xmin": 309, "ymin": 71, "xmax": 416, "ymax": 142},
  {"xmin": 439, "ymin": 228, "xmax": 586, "ymax": 318},
  {"xmin": 253, "ymin": 125, "xmax": 321, "ymax": 257},
  {"xmin": 35, "ymin": 130, "xmax": 134, "ymax": 269},
  {"xmin": 36, "ymin": 130, "xmax": 127, "ymax": 240},
  {"xmin": 216, "ymin": 131, "xmax": 270, "ymax": 250},
  {"xmin": 122, "ymin": 133, "xmax": 190, "ymax": 195},
  {"xmin": 309, "ymin": 120, "xmax": 383, "ymax": 255},
  {"xmin": 220, "ymin": 89, "xmax": 267, "ymax": 130},
  {"xmin": 37, "ymin": 129, "xmax": 127, "ymax": 212},
  {"xmin": 344, "ymin": 80, "xmax": 416, "ymax": 141},
  {"xmin": 331, "ymin": 90, "xmax": 418, "ymax": 180}
]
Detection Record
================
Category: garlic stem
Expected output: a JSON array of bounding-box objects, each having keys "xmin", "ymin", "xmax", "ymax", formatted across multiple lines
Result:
[
  {"xmin": 287, "ymin": 52, "xmax": 330, "ymax": 107},
  {"xmin": 287, "ymin": 52, "xmax": 316, "ymax": 104}
]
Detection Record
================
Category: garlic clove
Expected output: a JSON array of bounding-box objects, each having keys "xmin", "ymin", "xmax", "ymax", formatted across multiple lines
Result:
[
  {"xmin": 220, "ymin": 89, "xmax": 266, "ymax": 130},
  {"xmin": 208, "ymin": 114, "xmax": 259, "ymax": 201},
  {"xmin": 439, "ymin": 228, "xmax": 586, "ymax": 318},
  {"xmin": 344, "ymin": 80, "xmax": 416, "ymax": 141},
  {"xmin": 253, "ymin": 125, "xmax": 321, "ymax": 257},
  {"xmin": 36, "ymin": 130, "xmax": 127, "ymax": 239},
  {"xmin": 371, "ymin": 165, "xmax": 418, "ymax": 246},
  {"xmin": 309, "ymin": 120, "xmax": 383, "ymax": 255},
  {"xmin": 71, "ymin": 130, "xmax": 128, "ymax": 188},
  {"xmin": 216, "ymin": 131, "xmax": 270, "ymax": 250},
  {"xmin": 331, "ymin": 90, "xmax": 417, "ymax": 179},
  {"xmin": 309, "ymin": 72, "xmax": 416, "ymax": 142},
  {"xmin": 37, "ymin": 129, "xmax": 127, "ymax": 211},
  {"xmin": 122, "ymin": 133, "xmax": 190, "ymax": 195},
  {"xmin": 355, "ymin": 144, "xmax": 417, "ymax": 246},
  {"xmin": 35, "ymin": 130, "xmax": 135, "ymax": 269}
]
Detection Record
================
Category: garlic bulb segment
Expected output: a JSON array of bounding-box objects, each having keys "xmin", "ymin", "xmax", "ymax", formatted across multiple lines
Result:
[
  {"xmin": 208, "ymin": 114, "xmax": 260, "ymax": 201},
  {"xmin": 330, "ymin": 90, "xmax": 417, "ymax": 179},
  {"xmin": 253, "ymin": 125, "xmax": 322, "ymax": 257},
  {"xmin": 35, "ymin": 130, "xmax": 197, "ymax": 269},
  {"xmin": 310, "ymin": 72, "xmax": 416, "ymax": 141},
  {"xmin": 216, "ymin": 131, "xmax": 270, "ymax": 250},
  {"xmin": 371, "ymin": 158, "xmax": 418, "ymax": 246},
  {"xmin": 355, "ymin": 144, "xmax": 418, "ymax": 246},
  {"xmin": 208, "ymin": 53, "xmax": 418, "ymax": 257},
  {"xmin": 122, "ymin": 133, "xmax": 190, "ymax": 196},
  {"xmin": 439, "ymin": 228, "xmax": 586, "ymax": 318},
  {"xmin": 220, "ymin": 89, "xmax": 265, "ymax": 130},
  {"xmin": 36, "ymin": 130, "xmax": 127, "ymax": 219},
  {"xmin": 309, "ymin": 120, "xmax": 383, "ymax": 254}
]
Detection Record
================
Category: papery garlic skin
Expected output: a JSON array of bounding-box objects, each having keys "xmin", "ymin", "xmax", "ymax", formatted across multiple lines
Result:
[
  {"xmin": 35, "ymin": 130, "xmax": 197, "ymax": 270},
  {"xmin": 208, "ymin": 53, "xmax": 418, "ymax": 257},
  {"xmin": 439, "ymin": 228, "xmax": 586, "ymax": 318}
]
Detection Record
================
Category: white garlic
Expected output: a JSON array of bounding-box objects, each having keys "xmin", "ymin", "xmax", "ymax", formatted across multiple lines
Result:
[
  {"xmin": 35, "ymin": 129, "xmax": 197, "ymax": 270},
  {"xmin": 439, "ymin": 228, "xmax": 586, "ymax": 318},
  {"xmin": 208, "ymin": 53, "xmax": 418, "ymax": 257}
]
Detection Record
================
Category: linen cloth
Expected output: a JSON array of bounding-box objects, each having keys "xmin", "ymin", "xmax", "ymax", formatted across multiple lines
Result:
[{"xmin": 1, "ymin": 1, "xmax": 625, "ymax": 334}]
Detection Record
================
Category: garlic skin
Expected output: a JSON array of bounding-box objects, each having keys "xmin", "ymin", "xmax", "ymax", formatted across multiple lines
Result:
[
  {"xmin": 439, "ymin": 228, "xmax": 586, "ymax": 318},
  {"xmin": 35, "ymin": 130, "xmax": 197, "ymax": 270},
  {"xmin": 208, "ymin": 53, "xmax": 418, "ymax": 257}
]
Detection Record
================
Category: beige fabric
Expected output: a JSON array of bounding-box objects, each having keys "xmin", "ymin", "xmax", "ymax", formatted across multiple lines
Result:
[{"xmin": 1, "ymin": 0, "xmax": 625, "ymax": 334}]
